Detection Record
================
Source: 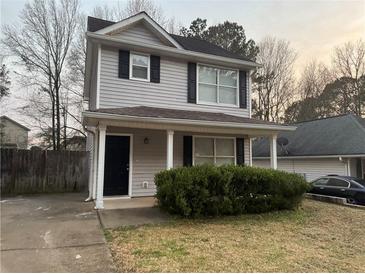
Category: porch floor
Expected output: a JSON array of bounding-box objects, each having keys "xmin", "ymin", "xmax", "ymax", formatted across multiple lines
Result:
[{"xmin": 102, "ymin": 196, "xmax": 157, "ymax": 210}]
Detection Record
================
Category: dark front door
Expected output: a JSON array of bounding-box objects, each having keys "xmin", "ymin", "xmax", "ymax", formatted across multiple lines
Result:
[{"xmin": 104, "ymin": 135, "xmax": 130, "ymax": 196}]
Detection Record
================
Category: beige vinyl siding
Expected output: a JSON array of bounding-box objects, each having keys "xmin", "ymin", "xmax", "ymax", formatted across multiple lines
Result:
[
  {"xmin": 99, "ymin": 47, "xmax": 251, "ymax": 117},
  {"xmin": 110, "ymin": 22, "xmax": 169, "ymax": 47},
  {"xmin": 253, "ymin": 158, "xmax": 348, "ymax": 181},
  {"xmin": 107, "ymin": 127, "xmax": 250, "ymax": 197}
]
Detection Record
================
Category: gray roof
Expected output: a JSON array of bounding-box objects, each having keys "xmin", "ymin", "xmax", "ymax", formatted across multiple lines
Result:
[
  {"xmin": 169, "ymin": 34, "xmax": 252, "ymax": 62},
  {"xmin": 92, "ymin": 106, "xmax": 282, "ymax": 126},
  {"xmin": 253, "ymin": 114, "xmax": 365, "ymax": 157},
  {"xmin": 0, "ymin": 116, "xmax": 30, "ymax": 131},
  {"xmin": 87, "ymin": 14, "xmax": 254, "ymax": 62}
]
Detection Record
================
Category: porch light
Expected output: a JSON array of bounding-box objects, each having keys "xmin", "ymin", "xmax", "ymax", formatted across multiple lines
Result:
[{"xmin": 144, "ymin": 137, "xmax": 149, "ymax": 144}]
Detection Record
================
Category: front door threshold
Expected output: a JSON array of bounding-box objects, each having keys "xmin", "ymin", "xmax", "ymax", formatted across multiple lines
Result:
[{"xmin": 103, "ymin": 196, "xmax": 131, "ymax": 200}]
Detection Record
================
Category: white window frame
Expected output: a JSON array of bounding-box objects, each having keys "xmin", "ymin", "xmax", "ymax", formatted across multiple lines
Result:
[
  {"xmin": 196, "ymin": 63, "xmax": 239, "ymax": 107},
  {"xmin": 129, "ymin": 52, "xmax": 150, "ymax": 81},
  {"xmin": 192, "ymin": 136, "xmax": 236, "ymax": 165}
]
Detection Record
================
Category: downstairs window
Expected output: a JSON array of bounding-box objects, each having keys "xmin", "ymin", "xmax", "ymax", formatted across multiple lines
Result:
[{"xmin": 193, "ymin": 136, "xmax": 236, "ymax": 165}]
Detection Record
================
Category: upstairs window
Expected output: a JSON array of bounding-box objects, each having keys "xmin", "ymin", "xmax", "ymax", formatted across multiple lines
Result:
[
  {"xmin": 130, "ymin": 53, "xmax": 150, "ymax": 81},
  {"xmin": 197, "ymin": 64, "xmax": 238, "ymax": 106}
]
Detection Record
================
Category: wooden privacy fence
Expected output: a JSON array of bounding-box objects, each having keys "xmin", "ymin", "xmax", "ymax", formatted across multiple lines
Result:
[{"xmin": 1, "ymin": 149, "xmax": 89, "ymax": 195}]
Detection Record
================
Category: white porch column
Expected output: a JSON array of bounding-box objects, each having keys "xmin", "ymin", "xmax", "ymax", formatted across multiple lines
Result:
[
  {"xmin": 270, "ymin": 134, "xmax": 278, "ymax": 170},
  {"xmin": 95, "ymin": 124, "xmax": 106, "ymax": 209},
  {"xmin": 166, "ymin": 130, "xmax": 174, "ymax": 169},
  {"xmin": 346, "ymin": 158, "xmax": 351, "ymax": 176},
  {"xmin": 92, "ymin": 131, "xmax": 99, "ymax": 200},
  {"xmin": 249, "ymin": 137, "xmax": 253, "ymax": 167}
]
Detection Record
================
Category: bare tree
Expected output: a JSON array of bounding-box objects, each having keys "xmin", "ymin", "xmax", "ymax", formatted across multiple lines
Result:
[
  {"xmin": 252, "ymin": 36, "xmax": 297, "ymax": 122},
  {"xmin": 298, "ymin": 60, "xmax": 333, "ymax": 100},
  {"xmin": 332, "ymin": 39, "xmax": 365, "ymax": 116},
  {"xmin": 0, "ymin": 56, "xmax": 11, "ymax": 101},
  {"xmin": 2, "ymin": 0, "xmax": 79, "ymax": 150},
  {"xmin": 90, "ymin": 0, "xmax": 179, "ymax": 31}
]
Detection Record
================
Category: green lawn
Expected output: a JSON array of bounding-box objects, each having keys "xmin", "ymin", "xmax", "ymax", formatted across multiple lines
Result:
[{"xmin": 105, "ymin": 200, "xmax": 365, "ymax": 272}]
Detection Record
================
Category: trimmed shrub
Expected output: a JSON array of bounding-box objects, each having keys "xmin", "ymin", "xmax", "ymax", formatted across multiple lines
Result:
[{"xmin": 155, "ymin": 164, "xmax": 310, "ymax": 217}]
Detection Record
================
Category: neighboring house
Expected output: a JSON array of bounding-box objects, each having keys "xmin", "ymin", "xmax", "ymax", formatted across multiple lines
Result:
[
  {"xmin": 83, "ymin": 12, "xmax": 295, "ymax": 208},
  {"xmin": 253, "ymin": 114, "xmax": 365, "ymax": 181},
  {"xmin": 0, "ymin": 116, "xmax": 30, "ymax": 149}
]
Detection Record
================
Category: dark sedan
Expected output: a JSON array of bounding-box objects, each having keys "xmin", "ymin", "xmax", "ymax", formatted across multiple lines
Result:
[{"xmin": 308, "ymin": 175, "xmax": 365, "ymax": 205}]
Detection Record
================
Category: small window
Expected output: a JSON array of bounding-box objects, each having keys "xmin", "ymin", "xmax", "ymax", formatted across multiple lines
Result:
[
  {"xmin": 194, "ymin": 137, "xmax": 235, "ymax": 165},
  {"xmin": 327, "ymin": 178, "xmax": 349, "ymax": 188},
  {"xmin": 130, "ymin": 53, "xmax": 149, "ymax": 81}
]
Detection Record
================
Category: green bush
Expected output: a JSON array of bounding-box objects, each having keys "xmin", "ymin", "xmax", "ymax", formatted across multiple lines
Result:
[{"xmin": 155, "ymin": 164, "xmax": 310, "ymax": 217}]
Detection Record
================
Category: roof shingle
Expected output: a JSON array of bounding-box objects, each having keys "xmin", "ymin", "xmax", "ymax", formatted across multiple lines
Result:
[
  {"xmin": 253, "ymin": 114, "xmax": 365, "ymax": 157},
  {"xmin": 91, "ymin": 106, "xmax": 283, "ymax": 126}
]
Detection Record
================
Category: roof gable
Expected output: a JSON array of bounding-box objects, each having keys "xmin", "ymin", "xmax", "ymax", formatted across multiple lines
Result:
[
  {"xmin": 108, "ymin": 21, "xmax": 173, "ymax": 47},
  {"xmin": 87, "ymin": 13, "xmax": 256, "ymax": 63},
  {"xmin": 253, "ymin": 114, "xmax": 365, "ymax": 157},
  {"xmin": 0, "ymin": 116, "xmax": 30, "ymax": 131},
  {"xmin": 92, "ymin": 12, "xmax": 182, "ymax": 49}
]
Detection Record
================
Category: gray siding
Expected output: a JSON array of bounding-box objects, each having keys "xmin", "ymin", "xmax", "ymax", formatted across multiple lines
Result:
[
  {"xmin": 111, "ymin": 22, "xmax": 169, "ymax": 47},
  {"xmin": 99, "ymin": 47, "xmax": 250, "ymax": 117},
  {"xmin": 253, "ymin": 158, "xmax": 348, "ymax": 181},
  {"xmin": 107, "ymin": 127, "xmax": 250, "ymax": 197}
]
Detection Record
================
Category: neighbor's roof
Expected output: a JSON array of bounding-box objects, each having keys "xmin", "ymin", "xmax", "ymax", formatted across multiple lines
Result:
[
  {"xmin": 89, "ymin": 106, "xmax": 284, "ymax": 126},
  {"xmin": 0, "ymin": 116, "xmax": 30, "ymax": 131},
  {"xmin": 87, "ymin": 15, "xmax": 254, "ymax": 62},
  {"xmin": 253, "ymin": 114, "xmax": 365, "ymax": 157}
]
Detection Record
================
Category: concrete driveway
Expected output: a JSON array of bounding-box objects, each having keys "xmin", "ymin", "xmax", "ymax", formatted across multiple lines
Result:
[{"xmin": 0, "ymin": 193, "xmax": 115, "ymax": 272}]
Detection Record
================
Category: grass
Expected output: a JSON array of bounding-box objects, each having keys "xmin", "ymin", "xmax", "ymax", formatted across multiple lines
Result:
[{"xmin": 105, "ymin": 199, "xmax": 365, "ymax": 272}]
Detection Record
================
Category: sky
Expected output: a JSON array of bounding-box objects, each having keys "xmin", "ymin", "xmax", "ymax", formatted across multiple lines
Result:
[{"xmin": 0, "ymin": 0, "xmax": 364, "ymax": 136}]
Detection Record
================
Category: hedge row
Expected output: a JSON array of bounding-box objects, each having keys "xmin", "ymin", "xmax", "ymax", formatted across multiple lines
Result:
[{"xmin": 155, "ymin": 164, "xmax": 309, "ymax": 217}]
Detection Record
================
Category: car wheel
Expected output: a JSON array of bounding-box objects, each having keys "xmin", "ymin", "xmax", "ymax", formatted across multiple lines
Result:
[{"xmin": 346, "ymin": 198, "xmax": 357, "ymax": 205}]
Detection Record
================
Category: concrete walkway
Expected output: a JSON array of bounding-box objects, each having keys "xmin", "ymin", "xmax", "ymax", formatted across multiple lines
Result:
[
  {"xmin": 98, "ymin": 207, "xmax": 171, "ymax": 229},
  {"xmin": 0, "ymin": 193, "xmax": 115, "ymax": 273}
]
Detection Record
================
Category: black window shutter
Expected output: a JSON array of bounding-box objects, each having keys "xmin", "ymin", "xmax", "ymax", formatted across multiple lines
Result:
[
  {"xmin": 183, "ymin": 136, "xmax": 193, "ymax": 166},
  {"xmin": 150, "ymin": 55, "xmax": 160, "ymax": 83},
  {"xmin": 119, "ymin": 50, "xmax": 129, "ymax": 79},
  {"xmin": 239, "ymin": 71, "xmax": 248, "ymax": 109},
  {"xmin": 236, "ymin": 138, "xmax": 245, "ymax": 165},
  {"xmin": 187, "ymin": 63, "xmax": 197, "ymax": 103}
]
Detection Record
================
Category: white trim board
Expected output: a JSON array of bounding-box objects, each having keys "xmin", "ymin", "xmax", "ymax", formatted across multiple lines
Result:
[
  {"xmin": 96, "ymin": 44, "xmax": 101, "ymax": 109},
  {"xmin": 105, "ymin": 133, "xmax": 134, "ymax": 198}
]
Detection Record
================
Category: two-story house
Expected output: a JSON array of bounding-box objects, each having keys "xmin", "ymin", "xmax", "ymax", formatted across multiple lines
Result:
[{"xmin": 83, "ymin": 12, "xmax": 296, "ymax": 209}]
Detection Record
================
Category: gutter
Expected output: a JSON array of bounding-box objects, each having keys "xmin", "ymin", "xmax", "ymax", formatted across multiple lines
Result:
[
  {"xmin": 86, "ymin": 32, "xmax": 261, "ymax": 69},
  {"xmin": 83, "ymin": 111, "xmax": 296, "ymax": 132},
  {"xmin": 253, "ymin": 154, "xmax": 365, "ymax": 160}
]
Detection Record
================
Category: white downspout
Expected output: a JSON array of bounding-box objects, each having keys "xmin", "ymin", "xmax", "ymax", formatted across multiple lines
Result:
[
  {"xmin": 347, "ymin": 158, "xmax": 351, "ymax": 176},
  {"xmin": 84, "ymin": 126, "xmax": 96, "ymax": 202}
]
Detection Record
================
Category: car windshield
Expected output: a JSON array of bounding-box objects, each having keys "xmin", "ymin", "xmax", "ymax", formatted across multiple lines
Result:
[{"xmin": 352, "ymin": 178, "xmax": 365, "ymax": 186}]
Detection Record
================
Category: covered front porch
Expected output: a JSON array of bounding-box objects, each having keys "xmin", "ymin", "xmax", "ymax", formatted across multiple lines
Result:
[{"xmin": 83, "ymin": 106, "xmax": 295, "ymax": 209}]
